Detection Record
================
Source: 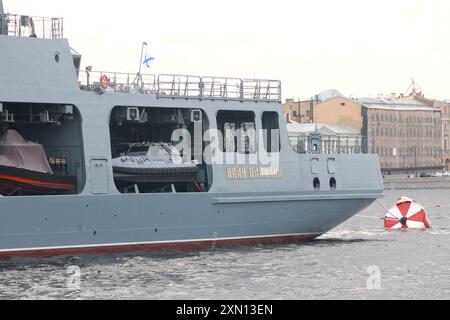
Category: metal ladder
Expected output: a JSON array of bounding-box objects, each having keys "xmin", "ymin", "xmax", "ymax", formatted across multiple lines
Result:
[{"xmin": 51, "ymin": 18, "xmax": 63, "ymax": 39}]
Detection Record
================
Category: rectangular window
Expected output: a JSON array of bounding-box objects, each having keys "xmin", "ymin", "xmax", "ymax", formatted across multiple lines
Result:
[
  {"xmin": 217, "ymin": 111, "xmax": 256, "ymax": 154},
  {"xmin": 262, "ymin": 112, "xmax": 280, "ymax": 153}
]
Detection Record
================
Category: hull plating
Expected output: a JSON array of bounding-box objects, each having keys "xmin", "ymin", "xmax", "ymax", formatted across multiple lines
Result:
[{"xmin": 0, "ymin": 192, "xmax": 377, "ymax": 259}]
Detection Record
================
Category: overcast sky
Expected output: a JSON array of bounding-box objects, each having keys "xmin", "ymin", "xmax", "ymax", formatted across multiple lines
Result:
[{"xmin": 4, "ymin": 0, "xmax": 450, "ymax": 100}]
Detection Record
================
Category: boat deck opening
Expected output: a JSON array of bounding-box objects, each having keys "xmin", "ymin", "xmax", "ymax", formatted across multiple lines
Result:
[
  {"xmin": 0, "ymin": 102, "xmax": 85, "ymax": 196},
  {"xmin": 110, "ymin": 106, "xmax": 212, "ymax": 194}
]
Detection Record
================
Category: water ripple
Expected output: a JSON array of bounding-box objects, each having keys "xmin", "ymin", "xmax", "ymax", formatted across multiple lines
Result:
[{"xmin": 1, "ymin": 189, "xmax": 449, "ymax": 300}]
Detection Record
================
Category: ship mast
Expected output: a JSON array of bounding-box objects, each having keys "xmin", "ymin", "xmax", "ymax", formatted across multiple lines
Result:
[{"xmin": 0, "ymin": 0, "xmax": 5, "ymax": 36}]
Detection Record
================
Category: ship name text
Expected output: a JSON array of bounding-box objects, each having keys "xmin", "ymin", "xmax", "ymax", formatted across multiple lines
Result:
[{"xmin": 226, "ymin": 167, "xmax": 283, "ymax": 180}]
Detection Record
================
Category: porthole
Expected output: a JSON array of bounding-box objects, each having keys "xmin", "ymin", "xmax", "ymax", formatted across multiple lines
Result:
[
  {"xmin": 313, "ymin": 178, "xmax": 321, "ymax": 191},
  {"xmin": 54, "ymin": 52, "xmax": 60, "ymax": 63},
  {"xmin": 330, "ymin": 178, "xmax": 337, "ymax": 191}
]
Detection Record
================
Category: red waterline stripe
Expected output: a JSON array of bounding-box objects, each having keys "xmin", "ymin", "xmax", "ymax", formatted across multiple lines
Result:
[
  {"xmin": 0, "ymin": 174, "xmax": 75, "ymax": 189},
  {"xmin": 0, "ymin": 234, "xmax": 322, "ymax": 260}
]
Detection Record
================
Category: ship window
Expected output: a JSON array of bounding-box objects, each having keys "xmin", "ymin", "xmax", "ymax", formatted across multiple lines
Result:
[
  {"xmin": 262, "ymin": 112, "xmax": 280, "ymax": 153},
  {"xmin": 109, "ymin": 106, "xmax": 212, "ymax": 194},
  {"xmin": 217, "ymin": 111, "xmax": 256, "ymax": 154}
]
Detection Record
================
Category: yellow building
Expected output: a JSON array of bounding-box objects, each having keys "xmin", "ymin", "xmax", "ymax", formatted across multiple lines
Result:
[
  {"xmin": 282, "ymin": 99, "xmax": 316, "ymax": 123},
  {"xmin": 282, "ymin": 89, "xmax": 344, "ymax": 123},
  {"xmin": 313, "ymin": 96, "xmax": 364, "ymax": 133}
]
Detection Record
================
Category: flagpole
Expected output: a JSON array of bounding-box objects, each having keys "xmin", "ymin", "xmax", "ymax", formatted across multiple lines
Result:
[{"xmin": 137, "ymin": 41, "xmax": 148, "ymax": 91}]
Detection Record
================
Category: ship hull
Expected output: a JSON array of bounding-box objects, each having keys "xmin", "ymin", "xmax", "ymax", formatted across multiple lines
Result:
[
  {"xmin": 0, "ymin": 192, "xmax": 377, "ymax": 260},
  {"xmin": 0, "ymin": 234, "xmax": 321, "ymax": 260}
]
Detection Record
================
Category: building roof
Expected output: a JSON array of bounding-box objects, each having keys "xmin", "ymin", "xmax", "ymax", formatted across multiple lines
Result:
[
  {"xmin": 286, "ymin": 123, "xmax": 360, "ymax": 136},
  {"xmin": 315, "ymin": 89, "xmax": 345, "ymax": 102},
  {"xmin": 356, "ymin": 97, "xmax": 439, "ymax": 112},
  {"xmin": 325, "ymin": 124, "xmax": 360, "ymax": 135},
  {"xmin": 431, "ymin": 98, "xmax": 450, "ymax": 105}
]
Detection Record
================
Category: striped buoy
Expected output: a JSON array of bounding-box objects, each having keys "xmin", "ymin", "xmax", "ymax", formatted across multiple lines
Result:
[{"xmin": 384, "ymin": 197, "xmax": 432, "ymax": 230}]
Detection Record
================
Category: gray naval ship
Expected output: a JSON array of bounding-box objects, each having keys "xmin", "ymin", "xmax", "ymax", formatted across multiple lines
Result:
[{"xmin": 0, "ymin": 2, "xmax": 383, "ymax": 259}]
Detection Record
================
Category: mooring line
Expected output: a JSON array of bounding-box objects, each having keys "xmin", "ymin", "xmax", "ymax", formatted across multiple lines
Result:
[
  {"xmin": 355, "ymin": 215, "xmax": 384, "ymax": 220},
  {"xmin": 375, "ymin": 200, "xmax": 400, "ymax": 221}
]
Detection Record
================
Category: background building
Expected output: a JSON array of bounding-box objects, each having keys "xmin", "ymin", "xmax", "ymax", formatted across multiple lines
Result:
[
  {"xmin": 433, "ymin": 100, "xmax": 450, "ymax": 170},
  {"xmin": 313, "ymin": 96, "xmax": 364, "ymax": 133},
  {"xmin": 414, "ymin": 98, "xmax": 450, "ymax": 171},
  {"xmin": 282, "ymin": 89, "xmax": 344, "ymax": 123},
  {"xmin": 286, "ymin": 122, "xmax": 363, "ymax": 155},
  {"xmin": 397, "ymin": 86, "xmax": 450, "ymax": 171},
  {"xmin": 361, "ymin": 98, "xmax": 442, "ymax": 175},
  {"xmin": 313, "ymin": 95, "xmax": 443, "ymax": 175},
  {"xmin": 283, "ymin": 99, "xmax": 316, "ymax": 123}
]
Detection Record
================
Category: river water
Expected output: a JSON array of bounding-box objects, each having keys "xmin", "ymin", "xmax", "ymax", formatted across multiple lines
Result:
[{"xmin": 0, "ymin": 189, "xmax": 449, "ymax": 300}]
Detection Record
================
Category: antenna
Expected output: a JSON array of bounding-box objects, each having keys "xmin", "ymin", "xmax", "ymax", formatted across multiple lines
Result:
[
  {"xmin": 138, "ymin": 41, "xmax": 148, "ymax": 79},
  {"xmin": 0, "ymin": 0, "xmax": 5, "ymax": 36},
  {"xmin": 405, "ymin": 79, "xmax": 423, "ymax": 97},
  {"xmin": 132, "ymin": 41, "xmax": 148, "ymax": 91}
]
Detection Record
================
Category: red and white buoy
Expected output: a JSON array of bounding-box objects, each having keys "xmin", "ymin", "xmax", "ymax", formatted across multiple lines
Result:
[{"xmin": 384, "ymin": 197, "xmax": 432, "ymax": 230}]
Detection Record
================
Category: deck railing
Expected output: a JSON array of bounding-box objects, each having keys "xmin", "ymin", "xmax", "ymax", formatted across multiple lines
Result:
[
  {"xmin": 79, "ymin": 71, "xmax": 282, "ymax": 102},
  {"xmin": 290, "ymin": 135, "xmax": 365, "ymax": 155},
  {"xmin": 0, "ymin": 14, "xmax": 64, "ymax": 39},
  {"xmin": 79, "ymin": 71, "xmax": 158, "ymax": 94}
]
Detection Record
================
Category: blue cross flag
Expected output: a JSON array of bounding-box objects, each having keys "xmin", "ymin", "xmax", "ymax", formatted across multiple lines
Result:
[{"xmin": 143, "ymin": 53, "xmax": 155, "ymax": 68}]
